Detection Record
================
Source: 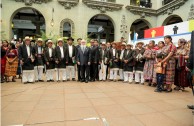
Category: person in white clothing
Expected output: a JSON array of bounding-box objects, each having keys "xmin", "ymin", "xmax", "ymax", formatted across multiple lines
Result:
[
  {"xmin": 99, "ymin": 42, "xmax": 109, "ymax": 81},
  {"xmin": 18, "ymin": 36, "xmax": 35, "ymax": 84},
  {"xmin": 66, "ymin": 37, "xmax": 76, "ymax": 81},
  {"xmin": 44, "ymin": 40, "xmax": 55, "ymax": 82}
]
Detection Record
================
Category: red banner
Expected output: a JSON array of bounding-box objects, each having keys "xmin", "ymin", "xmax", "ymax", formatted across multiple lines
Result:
[{"xmin": 144, "ymin": 26, "xmax": 164, "ymax": 38}]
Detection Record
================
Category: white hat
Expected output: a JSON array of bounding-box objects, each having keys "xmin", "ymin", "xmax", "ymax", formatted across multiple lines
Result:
[
  {"xmin": 57, "ymin": 38, "xmax": 63, "ymax": 42},
  {"xmin": 101, "ymin": 42, "xmax": 106, "ymax": 45},
  {"xmin": 24, "ymin": 36, "xmax": 31, "ymax": 41},
  {"xmin": 136, "ymin": 41, "xmax": 144, "ymax": 45},
  {"xmin": 37, "ymin": 38, "xmax": 43, "ymax": 42},
  {"xmin": 47, "ymin": 40, "xmax": 53, "ymax": 44},
  {"xmin": 121, "ymin": 42, "xmax": 126, "ymax": 46}
]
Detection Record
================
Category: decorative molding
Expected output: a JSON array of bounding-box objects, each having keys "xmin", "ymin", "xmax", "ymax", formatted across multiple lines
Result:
[
  {"xmin": 126, "ymin": 0, "xmax": 188, "ymax": 18},
  {"xmin": 126, "ymin": 5, "xmax": 157, "ymax": 18},
  {"xmin": 82, "ymin": 0, "xmax": 123, "ymax": 13},
  {"xmin": 60, "ymin": 18, "xmax": 75, "ymax": 37},
  {"xmin": 57, "ymin": 0, "xmax": 79, "ymax": 9},
  {"xmin": 14, "ymin": 0, "xmax": 52, "ymax": 6},
  {"xmin": 188, "ymin": 4, "xmax": 194, "ymax": 20},
  {"xmin": 120, "ymin": 15, "xmax": 127, "ymax": 39}
]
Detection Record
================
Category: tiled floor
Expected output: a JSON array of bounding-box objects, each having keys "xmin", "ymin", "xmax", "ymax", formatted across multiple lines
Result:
[{"xmin": 1, "ymin": 80, "xmax": 194, "ymax": 126}]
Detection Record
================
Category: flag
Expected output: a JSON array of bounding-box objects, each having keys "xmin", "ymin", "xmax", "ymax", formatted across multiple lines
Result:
[
  {"xmin": 164, "ymin": 21, "xmax": 189, "ymax": 35},
  {"xmin": 144, "ymin": 26, "xmax": 164, "ymax": 38},
  {"xmin": 189, "ymin": 20, "xmax": 194, "ymax": 32},
  {"xmin": 133, "ymin": 31, "xmax": 138, "ymax": 43}
]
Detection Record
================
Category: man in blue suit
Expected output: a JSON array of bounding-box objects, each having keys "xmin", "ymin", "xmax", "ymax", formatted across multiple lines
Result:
[{"xmin": 76, "ymin": 39, "xmax": 91, "ymax": 83}]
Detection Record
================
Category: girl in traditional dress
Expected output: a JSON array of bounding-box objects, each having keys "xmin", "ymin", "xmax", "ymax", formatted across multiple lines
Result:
[
  {"xmin": 143, "ymin": 40, "xmax": 156, "ymax": 86},
  {"xmin": 161, "ymin": 35, "xmax": 177, "ymax": 92},
  {"xmin": 5, "ymin": 43, "xmax": 18, "ymax": 82},
  {"xmin": 1, "ymin": 40, "xmax": 9, "ymax": 83},
  {"xmin": 174, "ymin": 38, "xmax": 190, "ymax": 91}
]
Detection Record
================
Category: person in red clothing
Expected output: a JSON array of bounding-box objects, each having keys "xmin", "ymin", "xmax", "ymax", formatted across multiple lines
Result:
[{"xmin": 1, "ymin": 40, "xmax": 9, "ymax": 83}]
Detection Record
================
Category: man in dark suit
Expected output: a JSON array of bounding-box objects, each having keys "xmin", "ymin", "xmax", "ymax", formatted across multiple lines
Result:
[
  {"xmin": 76, "ymin": 38, "xmax": 82, "ymax": 81},
  {"xmin": 76, "ymin": 39, "xmax": 91, "ymax": 83},
  {"xmin": 55, "ymin": 38, "xmax": 69, "ymax": 82},
  {"xmin": 118, "ymin": 42, "xmax": 126, "ymax": 81},
  {"xmin": 44, "ymin": 40, "xmax": 55, "ymax": 82},
  {"xmin": 66, "ymin": 37, "xmax": 77, "ymax": 81},
  {"xmin": 33, "ymin": 38, "xmax": 45, "ymax": 82},
  {"xmin": 89, "ymin": 39, "xmax": 98, "ymax": 81},
  {"xmin": 18, "ymin": 36, "xmax": 35, "ymax": 84},
  {"xmin": 187, "ymin": 30, "xmax": 194, "ymax": 111}
]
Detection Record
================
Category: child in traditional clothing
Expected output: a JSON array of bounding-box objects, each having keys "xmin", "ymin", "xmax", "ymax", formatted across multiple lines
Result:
[{"xmin": 154, "ymin": 53, "xmax": 166, "ymax": 92}]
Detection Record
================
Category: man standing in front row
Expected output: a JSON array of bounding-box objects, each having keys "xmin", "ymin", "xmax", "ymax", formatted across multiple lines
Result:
[
  {"xmin": 76, "ymin": 39, "xmax": 91, "ymax": 83},
  {"xmin": 55, "ymin": 38, "xmax": 69, "ymax": 82},
  {"xmin": 18, "ymin": 36, "xmax": 35, "ymax": 84},
  {"xmin": 66, "ymin": 37, "xmax": 77, "ymax": 81},
  {"xmin": 76, "ymin": 38, "xmax": 82, "ymax": 81}
]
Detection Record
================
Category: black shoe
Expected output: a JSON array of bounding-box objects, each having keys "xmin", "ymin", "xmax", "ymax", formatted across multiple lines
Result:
[
  {"xmin": 72, "ymin": 78, "xmax": 76, "ymax": 81},
  {"xmin": 23, "ymin": 82, "xmax": 28, "ymax": 84},
  {"xmin": 81, "ymin": 79, "xmax": 85, "ymax": 82},
  {"xmin": 67, "ymin": 79, "xmax": 70, "ymax": 81},
  {"xmin": 29, "ymin": 82, "xmax": 34, "ymax": 84},
  {"xmin": 39, "ymin": 80, "xmax": 44, "ymax": 82},
  {"xmin": 62, "ymin": 80, "xmax": 66, "ymax": 82},
  {"xmin": 154, "ymin": 89, "xmax": 162, "ymax": 92},
  {"xmin": 47, "ymin": 80, "xmax": 50, "ymax": 82},
  {"xmin": 135, "ymin": 82, "xmax": 139, "ymax": 84},
  {"xmin": 50, "ymin": 80, "xmax": 54, "ymax": 82},
  {"xmin": 187, "ymin": 105, "xmax": 194, "ymax": 109},
  {"xmin": 35, "ymin": 80, "xmax": 39, "ymax": 82},
  {"xmin": 85, "ymin": 80, "xmax": 88, "ymax": 83}
]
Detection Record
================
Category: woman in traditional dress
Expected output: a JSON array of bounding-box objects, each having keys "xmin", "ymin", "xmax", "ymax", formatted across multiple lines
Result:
[
  {"xmin": 1, "ymin": 40, "xmax": 9, "ymax": 83},
  {"xmin": 174, "ymin": 38, "xmax": 190, "ymax": 91},
  {"xmin": 161, "ymin": 35, "xmax": 177, "ymax": 92},
  {"xmin": 143, "ymin": 40, "xmax": 156, "ymax": 86},
  {"xmin": 5, "ymin": 43, "xmax": 18, "ymax": 82}
]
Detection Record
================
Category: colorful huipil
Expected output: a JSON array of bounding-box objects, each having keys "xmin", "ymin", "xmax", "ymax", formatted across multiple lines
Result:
[
  {"xmin": 162, "ymin": 43, "xmax": 177, "ymax": 85},
  {"xmin": 143, "ymin": 48, "xmax": 156, "ymax": 80},
  {"xmin": 5, "ymin": 49, "xmax": 18, "ymax": 77},
  {"xmin": 174, "ymin": 47, "xmax": 190, "ymax": 88}
]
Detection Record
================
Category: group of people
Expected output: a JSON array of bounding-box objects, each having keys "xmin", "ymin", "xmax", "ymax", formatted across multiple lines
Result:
[{"xmin": 0, "ymin": 35, "xmax": 192, "ymax": 93}]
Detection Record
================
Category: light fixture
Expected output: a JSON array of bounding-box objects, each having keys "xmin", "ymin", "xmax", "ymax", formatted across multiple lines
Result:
[
  {"xmin": 51, "ymin": 8, "xmax": 54, "ymax": 27},
  {"xmin": 11, "ymin": 22, "xmax": 14, "ymax": 28}
]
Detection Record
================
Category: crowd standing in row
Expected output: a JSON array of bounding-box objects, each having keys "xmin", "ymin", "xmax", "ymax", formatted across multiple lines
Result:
[{"xmin": 0, "ymin": 35, "xmax": 191, "ymax": 93}]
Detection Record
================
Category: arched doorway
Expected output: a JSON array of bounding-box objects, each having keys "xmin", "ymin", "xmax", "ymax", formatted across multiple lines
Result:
[
  {"xmin": 130, "ymin": 19, "xmax": 151, "ymax": 40},
  {"xmin": 162, "ymin": 15, "xmax": 183, "ymax": 26},
  {"xmin": 11, "ymin": 7, "xmax": 45, "ymax": 40},
  {"xmin": 87, "ymin": 14, "xmax": 115, "ymax": 42},
  {"xmin": 60, "ymin": 18, "xmax": 75, "ymax": 37}
]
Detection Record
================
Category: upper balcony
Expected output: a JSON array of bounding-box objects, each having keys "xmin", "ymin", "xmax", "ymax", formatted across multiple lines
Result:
[
  {"xmin": 82, "ymin": 0, "xmax": 124, "ymax": 13},
  {"xmin": 126, "ymin": 0, "xmax": 188, "ymax": 18}
]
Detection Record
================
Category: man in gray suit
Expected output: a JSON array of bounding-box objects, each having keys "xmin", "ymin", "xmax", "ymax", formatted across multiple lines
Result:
[{"xmin": 77, "ymin": 39, "xmax": 91, "ymax": 83}]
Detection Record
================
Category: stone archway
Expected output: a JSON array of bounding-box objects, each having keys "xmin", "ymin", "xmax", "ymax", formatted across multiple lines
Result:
[
  {"xmin": 10, "ymin": 7, "xmax": 46, "ymax": 40},
  {"xmin": 60, "ymin": 18, "xmax": 75, "ymax": 37},
  {"xmin": 87, "ymin": 14, "xmax": 115, "ymax": 42},
  {"xmin": 130, "ymin": 19, "xmax": 151, "ymax": 40},
  {"xmin": 162, "ymin": 15, "xmax": 183, "ymax": 26}
]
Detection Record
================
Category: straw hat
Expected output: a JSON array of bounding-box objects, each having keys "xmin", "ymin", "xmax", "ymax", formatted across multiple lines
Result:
[
  {"xmin": 57, "ymin": 38, "xmax": 63, "ymax": 43},
  {"xmin": 47, "ymin": 39, "xmax": 53, "ymax": 44},
  {"xmin": 37, "ymin": 38, "xmax": 43, "ymax": 42},
  {"xmin": 136, "ymin": 41, "xmax": 144, "ymax": 45},
  {"xmin": 101, "ymin": 42, "xmax": 106, "ymax": 45},
  {"xmin": 24, "ymin": 36, "xmax": 31, "ymax": 41},
  {"xmin": 121, "ymin": 42, "xmax": 126, "ymax": 46}
]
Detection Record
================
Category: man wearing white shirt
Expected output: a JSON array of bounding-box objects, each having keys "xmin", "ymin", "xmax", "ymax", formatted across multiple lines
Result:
[
  {"xmin": 18, "ymin": 36, "xmax": 35, "ymax": 84},
  {"xmin": 44, "ymin": 40, "xmax": 55, "ymax": 82},
  {"xmin": 118, "ymin": 42, "xmax": 126, "ymax": 81},
  {"xmin": 33, "ymin": 38, "xmax": 45, "ymax": 82},
  {"xmin": 66, "ymin": 37, "xmax": 76, "ymax": 81},
  {"xmin": 55, "ymin": 38, "xmax": 69, "ymax": 82}
]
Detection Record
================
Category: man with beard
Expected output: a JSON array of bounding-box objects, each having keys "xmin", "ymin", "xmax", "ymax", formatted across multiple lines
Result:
[{"xmin": 76, "ymin": 39, "xmax": 91, "ymax": 83}]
